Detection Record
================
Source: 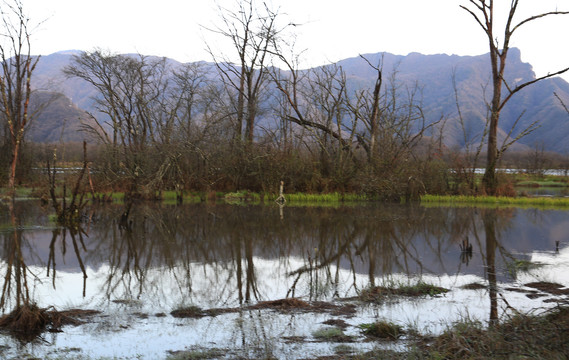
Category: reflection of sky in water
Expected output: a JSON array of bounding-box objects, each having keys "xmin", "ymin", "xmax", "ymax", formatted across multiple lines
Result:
[
  {"xmin": 1, "ymin": 203, "xmax": 569, "ymax": 359},
  {"xmin": 2, "ymin": 247, "xmax": 567, "ymax": 360}
]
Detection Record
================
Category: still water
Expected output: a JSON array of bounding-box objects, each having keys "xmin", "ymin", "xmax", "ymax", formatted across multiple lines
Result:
[{"xmin": 0, "ymin": 201, "xmax": 568, "ymax": 359}]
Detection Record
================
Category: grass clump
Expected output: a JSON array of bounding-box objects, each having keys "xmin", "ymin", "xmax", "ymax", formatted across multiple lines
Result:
[
  {"xmin": 0, "ymin": 303, "xmax": 93, "ymax": 342},
  {"xmin": 167, "ymin": 347, "xmax": 227, "ymax": 360},
  {"xmin": 0, "ymin": 303, "xmax": 51, "ymax": 340},
  {"xmin": 312, "ymin": 326, "xmax": 353, "ymax": 342},
  {"xmin": 424, "ymin": 307, "xmax": 569, "ymax": 359},
  {"xmin": 505, "ymin": 259, "xmax": 543, "ymax": 279},
  {"xmin": 170, "ymin": 305, "xmax": 205, "ymax": 318},
  {"xmin": 224, "ymin": 190, "xmax": 260, "ymax": 204},
  {"xmin": 516, "ymin": 179, "xmax": 568, "ymax": 187},
  {"xmin": 422, "ymin": 194, "xmax": 569, "ymax": 209},
  {"xmin": 333, "ymin": 344, "xmax": 355, "ymax": 355},
  {"xmin": 359, "ymin": 281, "xmax": 449, "ymax": 302},
  {"xmin": 360, "ymin": 321, "xmax": 404, "ymax": 340}
]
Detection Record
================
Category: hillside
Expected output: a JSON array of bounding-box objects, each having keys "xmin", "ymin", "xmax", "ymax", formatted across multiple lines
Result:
[
  {"xmin": 28, "ymin": 91, "xmax": 97, "ymax": 143},
  {"xmin": 337, "ymin": 48, "xmax": 569, "ymax": 152},
  {"xmin": 29, "ymin": 49, "xmax": 569, "ymax": 152}
]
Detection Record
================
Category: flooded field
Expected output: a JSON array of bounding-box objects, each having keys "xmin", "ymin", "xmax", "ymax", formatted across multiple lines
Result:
[{"xmin": 0, "ymin": 201, "xmax": 568, "ymax": 359}]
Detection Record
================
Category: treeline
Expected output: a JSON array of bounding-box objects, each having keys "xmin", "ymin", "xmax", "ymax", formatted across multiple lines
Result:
[{"xmin": 56, "ymin": 48, "xmax": 448, "ymax": 201}]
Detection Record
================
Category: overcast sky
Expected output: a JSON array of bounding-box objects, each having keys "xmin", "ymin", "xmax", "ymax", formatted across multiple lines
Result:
[{"xmin": 18, "ymin": 0, "xmax": 569, "ymax": 80}]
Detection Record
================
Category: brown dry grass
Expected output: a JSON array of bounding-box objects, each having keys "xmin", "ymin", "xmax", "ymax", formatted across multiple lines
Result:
[
  {"xmin": 359, "ymin": 282, "xmax": 449, "ymax": 303},
  {"xmin": 0, "ymin": 304, "xmax": 100, "ymax": 342},
  {"xmin": 0, "ymin": 303, "xmax": 51, "ymax": 338},
  {"xmin": 424, "ymin": 306, "xmax": 569, "ymax": 359}
]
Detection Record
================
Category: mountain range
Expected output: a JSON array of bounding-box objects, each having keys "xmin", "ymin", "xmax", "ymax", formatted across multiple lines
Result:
[{"xmin": 27, "ymin": 49, "xmax": 569, "ymax": 153}]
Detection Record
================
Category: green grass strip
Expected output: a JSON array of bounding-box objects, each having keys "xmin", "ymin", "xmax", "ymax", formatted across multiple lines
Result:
[{"xmin": 421, "ymin": 194, "xmax": 569, "ymax": 208}]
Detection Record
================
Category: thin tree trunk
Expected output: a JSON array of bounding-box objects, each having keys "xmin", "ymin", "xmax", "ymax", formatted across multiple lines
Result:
[{"xmin": 8, "ymin": 142, "xmax": 20, "ymax": 192}]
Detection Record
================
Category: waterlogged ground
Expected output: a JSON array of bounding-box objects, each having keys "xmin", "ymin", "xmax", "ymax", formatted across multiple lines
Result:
[{"xmin": 0, "ymin": 201, "xmax": 568, "ymax": 359}]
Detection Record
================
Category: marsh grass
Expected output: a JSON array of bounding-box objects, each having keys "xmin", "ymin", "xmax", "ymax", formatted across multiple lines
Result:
[
  {"xmin": 424, "ymin": 307, "xmax": 569, "ymax": 359},
  {"xmin": 0, "ymin": 304, "xmax": 93, "ymax": 342},
  {"xmin": 505, "ymin": 259, "xmax": 544, "ymax": 279},
  {"xmin": 91, "ymin": 192, "xmax": 123, "ymax": 203},
  {"xmin": 166, "ymin": 347, "xmax": 227, "ymax": 360},
  {"xmin": 0, "ymin": 303, "xmax": 51, "ymax": 340},
  {"xmin": 359, "ymin": 281, "xmax": 449, "ymax": 303},
  {"xmin": 170, "ymin": 305, "xmax": 205, "ymax": 318},
  {"xmin": 0, "ymin": 187, "xmax": 34, "ymax": 199},
  {"xmin": 161, "ymin": 191, "xmax": 202, "ymax": 205},
  {"xmin": 333, "ymin": 344, "xmax": 355, "ymax": 355},
  {"xmin": 422, "ymin": 194, "xmax": 569, "ymax": 208},
  {"xmin": 359, "ymin": 321, "xmax": 404, "ymax": 340},
  {"xmin": 312, "ymin": 326, "xmax": 354, "ymax": 342},
  {"xmin": 224, "ymin": 190, "xmax": 260, "ymax": 204}
]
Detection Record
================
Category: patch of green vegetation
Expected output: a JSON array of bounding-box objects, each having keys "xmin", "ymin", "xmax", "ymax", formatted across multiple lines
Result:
[
  {"xmin": 278, "ymin": 192, "xmax": 366, "ymax": 203},
  {"xmin": 397, "ymin": 282, "xmax": 450, "ymax": 297},
  {"xmin": 91, "ymin": 192, "xmax": 123, "ymax": 202},
  {"xmin": 333, "ymin": 344, "xmax": 355, "ymax": 355},
  {"xmin": 506, "ymin": 259, "xmax": 543, "ymax": 279},
  {"xmin": 360, "ymin": 321, "xmax": 404, "ymax": 340},
  {"xmin": 312, "ymin": 326, "xmax": 353, "ymax": 342},
  {"xmin": 422, "ymin": 194, "xmax": 569, "ymax": 209},
  {"xmin": 48, "ymin": 213, "xmax": 59, "ymax": 224},
  {"xmin": 224, "ymin": 190, "xmax": 261, "ymax": 204},
  {"xmin": 0, "ymin": 187, "xmax": 35, "ymax": 199},
  {"xmin": 161, "ymin": 191, "xmax": 202, "ymax": 205},
  {"xmin": 517, "ymin": 180, "xmax": 568, "ymax": 187}
]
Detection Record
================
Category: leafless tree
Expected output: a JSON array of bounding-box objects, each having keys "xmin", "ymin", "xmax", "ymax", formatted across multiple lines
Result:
[
  {"xmin": 0, "ymin": 0, "xmax": 39, "ymax": 194},
  {"xmin": 206, "ymin": 0, "xmax": 290, "ymax": 145},
  {"xmin": 461, "ymin": 0, "xmax": 569, "ymax": 194},
  {"xmin": 65, "ymin": 51, "xmax": 197, "ymax": 195}
]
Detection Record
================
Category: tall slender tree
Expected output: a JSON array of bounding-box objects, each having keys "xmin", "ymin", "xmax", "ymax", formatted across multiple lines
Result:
[
  {"xmin": 0, "ymin": 0, "xmax": 39, "ymax": 194},
  {"xmin": 461, "ymin": 0, "xmax": 569, "ymax": 194},
  {"xmin": 206, "ymin": 0, "xmax": 287, "ymax": 145}
]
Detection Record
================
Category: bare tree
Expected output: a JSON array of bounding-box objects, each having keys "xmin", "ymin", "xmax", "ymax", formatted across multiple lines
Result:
[
  {"xmin": 65, "ymin": 51, "xmax": 182, "ymax": 195},
  {"xmin": 461, "ymin": 0, "xmax": 569, "ymax": 194},
  {"xmin": 0, "ymin": 0, "xmax": 39, "ymax": 194},
  {"xmin": 206, "ymin": 0, "xmax": 288, "ymax": 145}
]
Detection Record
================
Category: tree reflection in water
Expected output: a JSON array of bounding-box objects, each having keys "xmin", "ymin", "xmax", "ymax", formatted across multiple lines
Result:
[
  {"xmin": 0, "ymin": 200, "xmax": 90, "ymax": 340},
  {"xmin": 0, "ymin": 201, "xmax": 32, "ymax": 310},
  {"xmin": 1, "ymin": 201, "xmax": 564, "ymax": 320},
  {"xmin": 47, "ymin": 227, "xmax": 89, "ymax": 297}
]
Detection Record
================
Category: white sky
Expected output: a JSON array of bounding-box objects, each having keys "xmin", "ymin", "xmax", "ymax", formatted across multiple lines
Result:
[{"xmin": 19, "ymin": 0, "xmax": 569, "ymax": 81}]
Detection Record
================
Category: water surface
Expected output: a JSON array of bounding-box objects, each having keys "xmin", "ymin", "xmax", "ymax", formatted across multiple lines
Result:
[{"xmin": 0, "ymin": 201, "xmax": 568, "ymax": 359}]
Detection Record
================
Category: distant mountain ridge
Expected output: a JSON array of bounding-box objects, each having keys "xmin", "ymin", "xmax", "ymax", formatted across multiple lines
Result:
[
  {"xmin": 28, "ymin": 49, "xmax": 569, "ymax": 152},
  {"xmin": 336, "ymin": 48, "xmax": 569, "ymax": 153}
]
